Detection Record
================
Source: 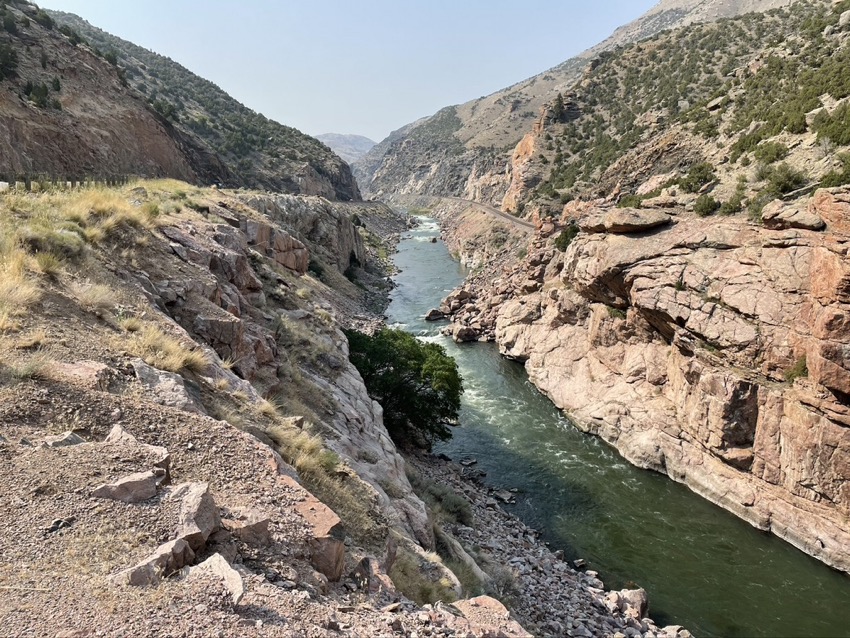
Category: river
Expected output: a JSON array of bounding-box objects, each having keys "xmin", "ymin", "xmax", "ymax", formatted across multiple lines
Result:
[{"xmin": 385, "ymin": 215, "xmax": 850, "ymax": 638}]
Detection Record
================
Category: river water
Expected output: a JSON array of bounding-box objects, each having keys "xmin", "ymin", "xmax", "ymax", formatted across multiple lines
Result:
[{"xmin": 385, "ymin": 216, "xmax": 850, "ymax": 638}]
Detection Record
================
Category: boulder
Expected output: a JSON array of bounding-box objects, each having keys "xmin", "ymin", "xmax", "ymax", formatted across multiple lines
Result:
[
  {"xmin": 447, "ymin": 596, "xmax": 532, "ymax": 637},
  {"xmin": 424, "ymin": 308, "xmax": 446, "ymax": 321},
  {"xmin": 761, "ymin": 200, "xmax": 825, "ymax": 230},
  {"xmin": 91, "ymin": 469, "xmax": 164, "ymax": 503},
  {"xmin": 580, "ymin": 208, "xmax": 672, "ymax": 234},
  {"xmin": 618, "ymin": 588, "xmax": 649, "ymax": 619},
  {"xmin": 187, "ymin": 553, "xmax": 244, "ymax": 605},
  {"xmin": 453, "ymin": 325, "xmax": 479, "ymax": 343},
  {"xmin": 51, "ymin": 360, "xmax": 115, "ymax": 390},
  {"xmin": 222, "ymin": 509, "xmax": 272, "ymax": 547},
  {"xmin": 284, "ymin": 476, "xmax": 345, "ymax": 581},
  {"xmin": 840, "ymin": 9, "xmax": 850, "ymax": 28},
  {"xmin": 43, "ymin": 431, "xmax": 85, "ymax": 448},
  {"xmin": 351, "ymin": 557, "xmax": 397, "ymax": 597},
  {"xmin": 132, "ymin": 359, "xmax": 206, "ymax": 415},
  {"xmin": 171, "ymin": 482, "xmax": 221, "ymax": 551},
  {"xmin": 112, "ymin": 538, "xmax": 195, "ymax": 587},
  {"xmin": 104, "ymin": 425, "xmax": 171, "ymax": 482}
]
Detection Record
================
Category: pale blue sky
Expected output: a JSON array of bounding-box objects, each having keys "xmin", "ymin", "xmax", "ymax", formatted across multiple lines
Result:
[{"xmin": 41, "ymin": 1, "xmax": 657, "ymax": 142}]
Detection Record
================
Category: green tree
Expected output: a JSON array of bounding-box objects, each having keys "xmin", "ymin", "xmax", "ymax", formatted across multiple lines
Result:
[
  {"xmin": 344, "ymin": 328, "xmax": 463, "ymax": 450},
  {"xmin": 0, "ymin": 42, "xmax": 15, "ymax": 80},
  {"xmin": 552, "ymin": 92, "xmax": 565, "ymax": 122}
]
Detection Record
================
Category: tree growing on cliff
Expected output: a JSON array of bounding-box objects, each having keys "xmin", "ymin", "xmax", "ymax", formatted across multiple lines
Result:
[{"xmin": 344, "ymin": 328, "xmax": 463, "ymax": 450}]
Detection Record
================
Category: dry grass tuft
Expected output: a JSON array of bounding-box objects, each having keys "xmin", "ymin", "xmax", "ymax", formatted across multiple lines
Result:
[
  {"xmin": 118, "ymin": 316, "xmax": 142, "ymax": 333},
  {"xmin": 72, "ymin": 281, "xmax": 116, "ymax": 314},
  {"xmin": 0, "ymin": 344, "xmax": 54, "ymax": 381},
  {"xmin": 123, "ymin": 324, "xmax": 210, "ymax": 374},
  {"xmin": 0, "ymin": 246, "xmax": 42, "ymax": 320},
  {"xmin": 32, "ymin": 252, "xmax": 64, "ymax": 277},
  {"xmin": 15, "ymin": 329, "xmax": 47, "ymax": 350},
  {"xmin": 389, "ymin": 547, "xmax": 459, "ymax": 605}
]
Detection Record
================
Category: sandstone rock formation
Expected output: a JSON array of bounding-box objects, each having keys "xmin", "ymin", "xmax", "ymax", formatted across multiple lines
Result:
[{"xmin": 437, "ymin": 188, "xmax": 850, "ymax": 573}]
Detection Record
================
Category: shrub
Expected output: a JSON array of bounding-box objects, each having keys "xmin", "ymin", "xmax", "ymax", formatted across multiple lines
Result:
[
  {"xmin": 821, "ymin": 153, "xmax": 850, "ymax": 188},
  {"xmin": 679, "ymin": 162, "xmax": 716, "ymax": 193},
  {"xmin": 765, "ymin": 162, "xmax": 806, "ymax": 195},
  {"xmin": 617, "ymin": 194, "xmax": 644, "ymax": 208},
  {"xmin": 33, "ymin": 10, "xmax": 54, "ymax": 30},
  {"xmin": 344, "ymin": 328, "xmax": 463, "ymax": 450},
  {"xmin": 785, "ymin": 356, "xmax": 808, "ymax": 383},
  {"xmin": 753, "ymin": 141, "xmax": 789, "ymax": 164},
  {"xmin": 694, "ymin": 194, "xmax": 721, "ymax": 217},
  {"xmin": 554, "ymin": 225, "xmax": 579, "ymax": 252},
  {"xmin": 407, "ymin": 470, "xmax": 473, "ymax": 526}
]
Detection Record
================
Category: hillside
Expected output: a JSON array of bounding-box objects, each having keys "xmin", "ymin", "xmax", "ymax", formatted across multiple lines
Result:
[
  {"xmin": 0, "ymin": 1, "xmax": 225, "ymax": 183},
  {"xmin": 316, "ymin": 133, "xmax": 376, "ymax": 165},
  {"xmin": 511, "ymin": 0, "xmax": 850, "ymax": 216},
  {"xmin": 48, "ymin": 10, "xmax": 360, "ymax": 201},
  {"xmin": 0, "ymin": 178, "xmax": 691, "ymax": 638},
  {"xmin": 354, "ymin": 0, "xmax": 794, "ymax": 203},
  {"xmin": 422, "ymin": 0, "xmax": 850, "ymax": 575}
]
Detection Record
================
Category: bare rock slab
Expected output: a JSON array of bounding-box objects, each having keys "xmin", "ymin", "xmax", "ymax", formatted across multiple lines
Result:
[
  {"xmin": 104, "ymin": 424, "xmax": 172, "ymax": 482},
  {"xmin": 132, "ymin": 359, "xmax": 206, "ymax": 415},
  {"xmin": 282, "ymin": 475, "xmax": 345, "ymax": 581},
  {"xmin": 761, "ymin": 200, "xmax": 825, "ymax": 230},
  {"xmin": 113, "ymin": 538, "xmax": 195, "ymax": 587},
  {"xmin": 222, "ymin": 508, "xmax": 271, "ymax": 547},
  {"xmin": 171, "ymin": 482, "xmax": 221, "ymax": 550},
  {"xmin": 43, "ymin": 431, "xmax": 85, "ymax": 448},
  {"xmin": 91, "ymin": 469, "xmax": 164, "ymax": 503},
  {"xmin": 449, "ymin": 595, "xmax": 532, "ymax": 637},
  {"xmin": 580, "ymin": 208, "xmax": 672, "ymax": 234},
  {"xmin": 187, "ymin": 552, "xmax": 244, "ymax": 605}
]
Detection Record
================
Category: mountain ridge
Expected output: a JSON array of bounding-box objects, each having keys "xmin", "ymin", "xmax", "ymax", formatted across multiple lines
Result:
[
  {"xmin": 316, "ymin": 133, "xmax": 376, "ymax": 165},
  {"xmin": 354, "ymin": 0, "xmax": 795, "ymax": 202},
  {"xmin": 48, "ymin": 9, "xmax": 360, "ymax": 200}
]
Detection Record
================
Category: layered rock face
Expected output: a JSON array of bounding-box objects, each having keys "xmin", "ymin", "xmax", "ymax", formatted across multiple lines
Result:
[
  {"xmin": 241, "ymin": 194, "xmax": 368, "ymax": 275},
  {"xmin": 135, "ymin": 190, "xmax": 430, "ymax": 546},
  {"xmin": 439, "ymin": 189, "xmax": 850, "ymax": 572}
]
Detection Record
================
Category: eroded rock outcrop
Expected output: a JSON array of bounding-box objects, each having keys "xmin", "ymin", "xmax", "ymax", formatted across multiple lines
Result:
[{"xmin": 439, "ymin": 188, "xmax": 850, "ymax": 572}]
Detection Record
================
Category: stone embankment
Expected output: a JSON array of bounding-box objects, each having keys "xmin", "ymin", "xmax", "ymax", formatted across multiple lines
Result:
[{"xmin": 433, "ymin": 187, "xmax": 850, "ymax": 574}]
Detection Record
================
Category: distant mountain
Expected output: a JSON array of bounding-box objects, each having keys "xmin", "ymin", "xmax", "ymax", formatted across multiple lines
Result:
[
  {"xmin": 48, "ymin": 9, "xmax": 360, "ymax": 200},
  {"xmin": 354, "ymin": 0, "xmax": 794, "ymax": 204},
  {"xmin": 316, "ymin": 134, "xmax": 376, "ymax": 165}
]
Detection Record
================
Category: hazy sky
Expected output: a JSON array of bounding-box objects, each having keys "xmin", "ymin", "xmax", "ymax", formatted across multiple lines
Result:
[{"xmin": 41, "ymin": 0, "xmax": 657, "ymax": 142}]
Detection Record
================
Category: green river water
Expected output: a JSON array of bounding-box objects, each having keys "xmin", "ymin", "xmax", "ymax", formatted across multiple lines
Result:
[{"xmin": 385, "ymin": 216, "xmax": 850, "ymax": 638}]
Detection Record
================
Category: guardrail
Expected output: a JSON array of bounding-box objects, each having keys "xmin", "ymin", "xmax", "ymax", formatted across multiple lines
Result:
[{"xmin": 0, "ymin": 175, "xmax": 133, "ymax": 192}]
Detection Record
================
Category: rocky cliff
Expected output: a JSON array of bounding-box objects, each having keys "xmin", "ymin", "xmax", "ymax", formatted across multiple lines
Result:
[{"xmin": 433, "ymin": 186, "xmax": 850, "ymax": 573}]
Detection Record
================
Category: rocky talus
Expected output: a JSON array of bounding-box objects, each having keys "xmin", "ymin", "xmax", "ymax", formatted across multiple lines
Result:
[
  {"xmin": 435, "ymin": 188, "xmax": 850, "ymax": 573},
  {"xmin": 411, "ymin": 455, "xmax": 693, "ymax": 638}
]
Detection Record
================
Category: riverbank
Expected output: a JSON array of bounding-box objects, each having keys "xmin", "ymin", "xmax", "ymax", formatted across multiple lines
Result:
[{"xmin": 410, "ymin": 453, "xmax": 692, "ymax": 638}]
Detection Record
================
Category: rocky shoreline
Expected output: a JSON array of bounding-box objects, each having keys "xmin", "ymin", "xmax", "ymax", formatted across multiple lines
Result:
[{"xmin": 410, "ymin": 453, "xmax": 693, "ymax": 638}]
